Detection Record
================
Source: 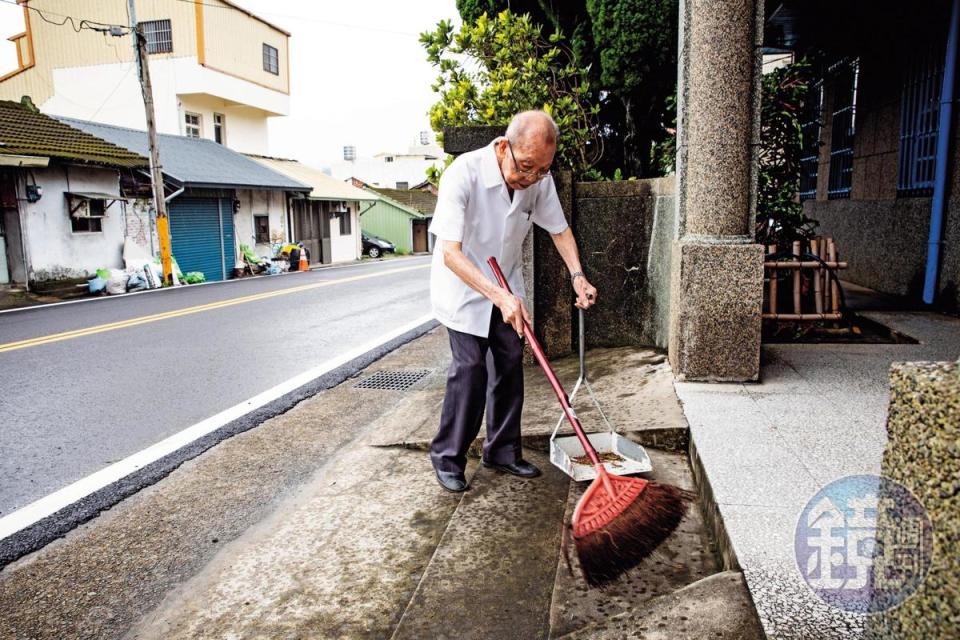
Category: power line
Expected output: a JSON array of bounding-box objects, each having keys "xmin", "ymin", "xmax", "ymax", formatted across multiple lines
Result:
[
  {"xmin": 0, "ymin": 0, "xmax": 130, "ymax": 34},
  {"xmin": 171, "ymin": 0, "xmax": 421, "ymax": 38}
]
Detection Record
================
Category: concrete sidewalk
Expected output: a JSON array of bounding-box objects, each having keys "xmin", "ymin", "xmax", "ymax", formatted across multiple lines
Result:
[
  {"xmin": 676, "ymin": 309, "xmax": 960, "ymax": 639},
  {"xmin": 1, "ymin": 326, "xmax": 761, "ymax": 640}
]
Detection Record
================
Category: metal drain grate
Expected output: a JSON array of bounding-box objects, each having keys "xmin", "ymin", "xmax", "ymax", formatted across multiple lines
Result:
[{"xmin": 354, "ymin": 369, "xmax": 432, "ymax": 391}]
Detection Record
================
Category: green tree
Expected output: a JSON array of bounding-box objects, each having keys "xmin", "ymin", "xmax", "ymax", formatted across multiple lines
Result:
[
  {"xmin": 421, "ymin": 10, "xmax": 600, "ymax": 180},
  {"xmin": 756, "ymin": 61, "xmax": 818, "ymax": 246},
  {"xmin": 454, "ymin": 0, "xmax": 678, "ymax": 179}
]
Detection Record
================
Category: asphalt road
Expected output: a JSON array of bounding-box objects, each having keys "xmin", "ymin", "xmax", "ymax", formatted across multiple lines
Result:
[{"xmin": 0, "ymin": 256, "xmax": 432, "ymax": 517}]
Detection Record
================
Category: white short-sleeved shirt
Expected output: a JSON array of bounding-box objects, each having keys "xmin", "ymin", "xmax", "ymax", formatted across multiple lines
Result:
[{"xmin": 429, "ymin": 139, "xmax": 569, "ymax": 337}]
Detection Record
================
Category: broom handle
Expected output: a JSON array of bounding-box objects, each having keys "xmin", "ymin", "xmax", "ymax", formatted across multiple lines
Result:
[{"xmin": 487, "ymin": 257, "xmax": 602, "ymax": 466}]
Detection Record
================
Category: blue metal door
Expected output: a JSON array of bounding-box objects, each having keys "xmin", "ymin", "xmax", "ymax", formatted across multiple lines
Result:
[{"xmin": 168, "ymin": 197, "xmax": 235, "ymax": 282}]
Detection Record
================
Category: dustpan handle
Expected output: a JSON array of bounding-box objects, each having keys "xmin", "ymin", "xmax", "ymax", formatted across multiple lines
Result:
[{"xmin": 487, "ymin": 257, "xmax": 602, "ymax": 466}]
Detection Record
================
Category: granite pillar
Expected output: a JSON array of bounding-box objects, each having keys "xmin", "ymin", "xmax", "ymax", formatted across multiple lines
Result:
[{"xmin": 667, "ymin": 0, "xmax": 765, "ymax": 381}]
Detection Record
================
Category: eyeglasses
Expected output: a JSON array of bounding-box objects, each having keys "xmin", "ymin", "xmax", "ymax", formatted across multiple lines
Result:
[{"xmin": 507, "ymin": 140, "xmax": 551, "ymax": 180}]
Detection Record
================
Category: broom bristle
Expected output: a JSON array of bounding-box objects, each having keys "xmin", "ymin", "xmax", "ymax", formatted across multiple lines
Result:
[{"xmin": 574, "ymin": 481, "xmax": 687, "ymax": 587}]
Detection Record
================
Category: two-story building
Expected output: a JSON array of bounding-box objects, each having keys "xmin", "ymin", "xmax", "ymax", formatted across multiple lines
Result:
[{"xmin": 0, "ymin": 0, "xmax": 289, "ymax": 155}]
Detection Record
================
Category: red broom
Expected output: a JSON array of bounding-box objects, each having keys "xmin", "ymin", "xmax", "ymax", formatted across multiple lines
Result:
[{"xmin": 487, "ymin": 257, "xmax": 687, "ymax": 586}]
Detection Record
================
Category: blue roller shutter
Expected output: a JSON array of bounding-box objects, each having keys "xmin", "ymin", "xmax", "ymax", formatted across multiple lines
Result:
[{"xmin": 168, "ymin": 197, "xmax": 235, "ymax": 282}]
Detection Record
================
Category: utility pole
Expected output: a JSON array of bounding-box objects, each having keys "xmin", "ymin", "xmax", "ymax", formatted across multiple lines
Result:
[{"xmin": 127, "ymin": 0, "xmax": 173, "ymax": 284}]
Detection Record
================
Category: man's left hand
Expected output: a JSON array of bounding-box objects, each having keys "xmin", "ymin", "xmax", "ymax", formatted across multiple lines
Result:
[{"xmin": 574, "ymin": 276, "xmax": 597, "ymax": 309}]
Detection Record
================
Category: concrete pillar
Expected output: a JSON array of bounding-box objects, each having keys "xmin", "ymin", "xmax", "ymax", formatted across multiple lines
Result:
[{"xmin": 668, "ymin": 0, "xmax": 765, "ymax": 381}]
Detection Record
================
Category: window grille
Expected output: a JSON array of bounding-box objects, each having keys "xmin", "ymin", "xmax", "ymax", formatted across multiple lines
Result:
[
  {"xmin": 263, "ymin": 44, "xmax": 279, "ymax": 75},
  {"xmin": 898, "ymin": 45, "xmax": 944, "ymax": 196},
  {"xmin": 799, "ymin": 82, "xmax": 823, "ymax": 201},
  {"xmin": 828, "ymin": 59, "xmax": 859, "ymax": 199},
  {"xmin": 339, "ymin": 209, "xmax": 352, "ymax": 235},
  {"xmin": 142, "ymin": 19, "xmax": 172, "ymax": 54}
]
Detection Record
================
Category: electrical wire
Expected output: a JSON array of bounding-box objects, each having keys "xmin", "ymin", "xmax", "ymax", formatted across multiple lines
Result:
[
  {"xmin": 171, "ymin": 0, "xmax": 420, "ymax": 38},
  {"xmin": 0, "ymin": 0, "xmax": 130, "ymax": 34}
]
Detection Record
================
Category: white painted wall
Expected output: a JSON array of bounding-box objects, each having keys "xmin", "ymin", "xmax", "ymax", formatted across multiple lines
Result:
[
  {"xmin": 43, "ymin": 57, "xmax": 286, "ymax": 154},
  {"xmin": 19, "ymin": 165, "xmax": 125, "ymax": 281},
  {"xmin": 234, "ymin": 189, "xmax": 287, "ymax": 260},
  {"xmin": 329, "ymin": 153, "xmax": 444, "ymax": 188},
  {"xmin": 328, "ymin": 204, "xmax": 360, "ymax": 263},
  {"xmin": 178, "ymin": 96, "xmax": 269, "ymax": 155}
]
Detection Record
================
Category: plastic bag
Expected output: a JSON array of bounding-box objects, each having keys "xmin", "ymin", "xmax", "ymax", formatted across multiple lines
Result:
[
  {"xmin": 88, "ymin": 276, "xmax": 106, "ymax": 294},
  {"xmin": 126, "ymin": 272, "xmax": 147, "ymax": 292},
  {"xmin": 106, "ymin": 268, "xmax": 128, "ymax": 295}
]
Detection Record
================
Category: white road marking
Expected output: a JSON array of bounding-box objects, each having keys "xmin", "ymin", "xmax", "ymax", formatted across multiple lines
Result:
[{"xmin": 0, "ymin": 313, "xmax": 436, "ymax": 542}]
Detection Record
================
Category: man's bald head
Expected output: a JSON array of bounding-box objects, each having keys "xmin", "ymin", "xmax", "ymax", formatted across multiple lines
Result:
[{"xmin": 505, "ymin": 110, "xmax": 559, "ymax": 151}]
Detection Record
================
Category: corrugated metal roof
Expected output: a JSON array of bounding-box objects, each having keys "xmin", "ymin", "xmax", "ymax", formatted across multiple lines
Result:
[
  {"xmin": 57, "ymin": 117, "xmax": 310, "ymax": 192},
  {"xmin": 365, "ymin": 185, "xmax": 437, "ymax": 215},
  {"xmin": 248, "ymin": 156, "xmax": 377, "ymax": 201},
  {"xmin": 0, "ymin": 100, "xmax": 148, "ymax": 168}
]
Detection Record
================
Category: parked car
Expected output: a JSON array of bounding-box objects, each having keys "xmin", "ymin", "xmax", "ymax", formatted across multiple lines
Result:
[{"xmin": 362, "ymin": 232, "xmax": 396, "ymax": 258}]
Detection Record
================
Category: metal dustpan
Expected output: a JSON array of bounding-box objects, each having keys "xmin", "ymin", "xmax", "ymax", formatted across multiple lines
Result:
[{"xmin": 549, "ymin": 308, "xmax": 653, "ymax": 482}]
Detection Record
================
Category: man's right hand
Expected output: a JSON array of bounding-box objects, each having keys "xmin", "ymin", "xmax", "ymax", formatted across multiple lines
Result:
[{"xmin": 496, "ymin": 291, "xmax": 531, "ymax": 337}]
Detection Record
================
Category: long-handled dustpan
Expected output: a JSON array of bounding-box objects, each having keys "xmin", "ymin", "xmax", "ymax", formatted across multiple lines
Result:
[{"xmin": 549, "ymin": 307, "xmax": 652, "ymax": 482}]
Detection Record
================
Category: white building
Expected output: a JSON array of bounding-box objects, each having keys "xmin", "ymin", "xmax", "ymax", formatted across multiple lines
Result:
[
  {"xmin": 329, "ymin": 131, "xmax": 446, "ymax": 189},
  {"xmin": 0, "ymin": 0, "xmax": 290, "ymax": 155}
]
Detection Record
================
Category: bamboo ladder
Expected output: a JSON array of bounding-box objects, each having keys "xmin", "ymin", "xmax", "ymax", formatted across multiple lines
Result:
[{"xmin": 764, "ymin": 236, "xmax": 847, "ymax": 321}]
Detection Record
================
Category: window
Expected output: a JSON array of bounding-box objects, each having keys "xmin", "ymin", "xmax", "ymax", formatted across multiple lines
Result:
[
  {"xmin": 263, "ymin": 43, "xmax": 279, "ymax": 75},
  {"xmin": 799, "ymin": 82, "xmax": 823, "ymax": 201},
  {"xmin": 338, "ymin": 209, "xmax": 352, "ymax": 235},
  {"xmin": 70, "ymin": 198, "xmax": 104, "ymax": 233},
  {"xmin": 214, "ymin": 113, "xmax": 226, "ymax": 145},
  {"xmin": 395, "ymin": 181, "xmax": 409, "ymax": 189},
  {"xmin": 898, "ymin": 45, "xmax": 944, "ymax": 196},
  {"xmin": 184, "ymin": 112, "xmax": 201, "ymax": 138},
  {"xmin": 827, "ymin": 59, "xmax": 859, "ymax": 199},
  {"xmin": 384, "ymin": 156, "xmax": 394, "ymax": 163},
  {"xmin": 254, "ymin": 215, "xmax": 269, "ymax": 243},
  {"xmin": 142, "ymin": 19, "xmax": 172, "ymax": 54}
]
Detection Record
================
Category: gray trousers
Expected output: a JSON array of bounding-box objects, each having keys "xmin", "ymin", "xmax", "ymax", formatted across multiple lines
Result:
[{"xmin": 431, "ymin": 307, "xmax": 525, "ymax": 474}]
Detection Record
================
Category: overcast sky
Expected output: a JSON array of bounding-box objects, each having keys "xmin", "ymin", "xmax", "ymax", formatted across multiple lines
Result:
[{"xmin": 0, "ymin": 0, "xmax": 460, "ymax": 168}]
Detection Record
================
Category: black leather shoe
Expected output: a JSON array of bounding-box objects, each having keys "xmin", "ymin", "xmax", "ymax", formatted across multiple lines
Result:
[
  {"xmin": 435, "ymin": 469, "xmax": 468, "ymax": 493},
  {"xmin": 482, "ymin": 458, "xmax": 542, "ymax": 478}
]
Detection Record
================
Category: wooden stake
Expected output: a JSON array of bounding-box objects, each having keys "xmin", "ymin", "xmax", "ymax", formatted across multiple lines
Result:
[
  {"xmin": 828, "ymin": 239, "xmax": 840, "ymax": 314},
  {"xmin": 812, "ymin": 238, "xmax": 823, "ymax": 314},
  {"xmin": 767, "ymin": 244, "xmax": 777, "ymax": 315},
  {"xmin": 793, "ymin": 240, "xmax": 801, "ymax": 315},
  {"xmin": 762, "ymin": 313, "xmax": 844, "ymax": 320}
]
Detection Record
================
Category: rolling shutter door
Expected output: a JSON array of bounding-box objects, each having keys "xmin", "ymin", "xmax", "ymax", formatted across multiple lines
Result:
[{"xmin": 168, "ymin": 197, "xmax": 235, "ymax": 282}]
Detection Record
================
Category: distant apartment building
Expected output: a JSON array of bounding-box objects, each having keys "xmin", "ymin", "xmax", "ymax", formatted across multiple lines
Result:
[
  {"xmin": 0, "ymin": 0, "xmax": 290, "ymax": 155},
  {"xmin": 330, "ymin": 131, "xmax": 446, "ymax": 188}
]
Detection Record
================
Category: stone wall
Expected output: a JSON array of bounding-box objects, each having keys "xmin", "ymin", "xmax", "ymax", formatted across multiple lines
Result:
[
  {"xmin": 867, "ymin": 360, "xmax": 960, "ymax": 638},
  {"xmin": 573, "ymin": 177, "xmax": 676, "ymax": 349}
]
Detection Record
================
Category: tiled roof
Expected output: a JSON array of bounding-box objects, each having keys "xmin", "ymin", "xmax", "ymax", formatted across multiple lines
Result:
[
  {"xmin": 0, "ymin": 100, "xmax": 148, "ymax": 168},
  {"xmin": 365, "ymin": 186, "xmax": 437, "ymax": 215},
  {"xmin": 60, "ymin": 117, "xmax": 310, "ymax": 191}
]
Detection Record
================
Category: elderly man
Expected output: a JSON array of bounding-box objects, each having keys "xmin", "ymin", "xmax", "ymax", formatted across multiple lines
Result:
[{"xmin": 428, "ymin": 110, "xmax": 598, "ymax": 492}]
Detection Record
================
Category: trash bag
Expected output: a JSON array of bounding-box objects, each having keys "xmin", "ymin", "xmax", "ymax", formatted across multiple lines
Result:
[
  {"xmin": 88, "ymin": 276, "xmax": 107, "ymax": 294},
  {"xmin": 106, "ymin": 268, "xmax": 128, "ymax": 295},
  {"xmin": 126, "ymin": 272, "xmax": 147, "ymax": 292}
]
